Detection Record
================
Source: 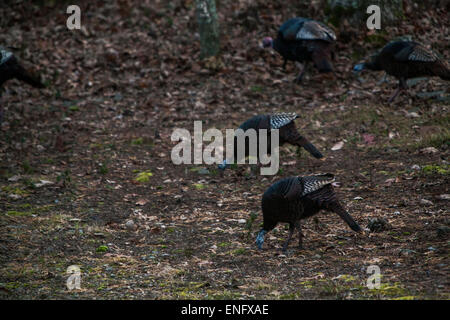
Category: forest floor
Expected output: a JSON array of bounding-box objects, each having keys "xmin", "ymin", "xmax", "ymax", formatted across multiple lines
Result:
[{"xmin": 0, "ymin": 0, "xmax": 448, "ymax": 299}]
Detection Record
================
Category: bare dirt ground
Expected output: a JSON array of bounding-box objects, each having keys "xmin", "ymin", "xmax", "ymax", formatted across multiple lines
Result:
[{"xmin": 0, "ymin": 0, "xmax": 448, "ymax": 299}]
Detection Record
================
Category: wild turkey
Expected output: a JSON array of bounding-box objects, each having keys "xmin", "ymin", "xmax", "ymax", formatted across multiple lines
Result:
[
  {"xmin": 0, "ymin": 48, "xmax": 44, "ymax": 88},
  {"xmin": 353, "ymin": 41, "xmax": 450, "ymax": 103},
  {"xmin": 261, "ymin": 17, "xmax": 336, "ymax": 83},
  {"xmin": 256, "ymin": 173, "xmax": 361, "ymax": 251},
  {"xmin": 0, "ymin": 47, "xmax": 44, "ymax": 122},
  {"xmin": 218, "ymin": 112, "xmax": 323, "ymax": 170}
]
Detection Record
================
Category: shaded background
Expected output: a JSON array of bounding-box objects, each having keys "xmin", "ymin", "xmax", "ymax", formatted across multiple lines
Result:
[{"xmin": 0, "ymin": 0, "xmax": 448, "ymax": 299}]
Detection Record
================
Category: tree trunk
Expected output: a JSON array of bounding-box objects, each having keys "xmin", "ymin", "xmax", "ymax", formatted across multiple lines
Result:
[
  {"xmin": 195, "ymin": 0, "xmax": 220, "ymax": 59},
  {"xmin": 326, "ymin": 0, "xmax": 403, "ymax": 27}
]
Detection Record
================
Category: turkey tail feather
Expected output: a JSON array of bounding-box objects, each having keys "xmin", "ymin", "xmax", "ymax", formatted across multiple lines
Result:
[
  {"xmin": 328, "ymin": 202, "xmax": 361, "ymax": 232},
  {"xmin": 435, "ymin": 62, "xmax": 450, "ymax": 80},
  {"xmin": 291, "ymin": 135, "xmax": 323, "ymax": 159},
  {"xmin": 302, "ymin": 141, "xmax": 324, "ymax": 159},
  {"xmin": 15, "ymin": 65, "xmax": 44, "ymax": 88}
]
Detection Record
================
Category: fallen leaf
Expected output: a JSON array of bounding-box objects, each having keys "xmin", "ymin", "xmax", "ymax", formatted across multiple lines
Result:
[
  {"xmin": 35, "ymin": 180, "xmax": 54, "ymax": 188},
  {"xmin": 420, "ymin": 147, "xmax": 439, "ymax": 154},
  {"xmin": 136, "ymin": 199, "xmax": 148, "ymax": 206},
  {"xmin": 331, "ymin": 141, "xmax": 344, "ymax": 151}
]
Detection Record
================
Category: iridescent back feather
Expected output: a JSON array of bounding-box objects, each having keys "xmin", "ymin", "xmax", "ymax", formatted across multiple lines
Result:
[
  {"xmin": 270, "ymin": 112, "xmax": 298, "ymax": 129},
  {"xmin": 300, "ymin": 173, "xmax": 336, "ymax": 196}
]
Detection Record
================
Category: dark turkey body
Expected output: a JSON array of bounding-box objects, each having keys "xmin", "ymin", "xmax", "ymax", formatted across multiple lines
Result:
[
  {"xmin": 0, "ymin": 53, "xmax": 44, "ymax": 124},
  {"xmin": 273, "ymin": 37, "xmax": 333, "ymax": 72},
  {"xmin": 234, "ymin": 115, "xmax": 305, "ymax": 159},
  {"xmin": 380, "ymin": 58, "xmax": 441, "ymax": 80},
  {"xmin": 0, "ymin": 56, "xmax": 44, "ymax": 88},
  {"xmin": 273, "ymin": 38, "xmax": 312, "ymax": 63},
  {"xmin": 261, "ymin": 177, "xmax": 336, "ymax": 231},
  {"xmin": 256, "ymin": 175, "xmax": 360, "ymax": 251},
  {"xmin": 0, "ymin": 56, "xmax": 23, "ymax": 86},
  {"xmin": 374, "ymin": 41, "xmax": 449, "ymax": 80}
]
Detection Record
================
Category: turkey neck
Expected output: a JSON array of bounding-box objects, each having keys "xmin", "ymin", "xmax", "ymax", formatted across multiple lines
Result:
[
  {"xmin": 364, "ymin": 59, "xmax": 383, "ymax": 71},
  {"xmin": 272, "ymin": 37, "xmax": 286, "ymax": 56}
]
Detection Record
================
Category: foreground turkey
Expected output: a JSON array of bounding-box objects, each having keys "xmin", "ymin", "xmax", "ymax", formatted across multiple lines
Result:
[
  {"xmin": 256, "ymin": 174, "xmax": 361, "ymax": 251},
  {"xmin": 218, "ymin": 112, "xmax": 323, "ymax": 170},
  {"xmin": 0, "ymin": 47, "xmax": 44, "ymax": 122},
  {"xmin": 0, "ymin": 48, "xmax": 44, "ymax": 88},
  {"xmin": 353, "ymin": 41, "xmax": 450, "ymax": 103},
  {"xmin": 262, "ymin": 17, "xmax": 336, "ymax": 83}
]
